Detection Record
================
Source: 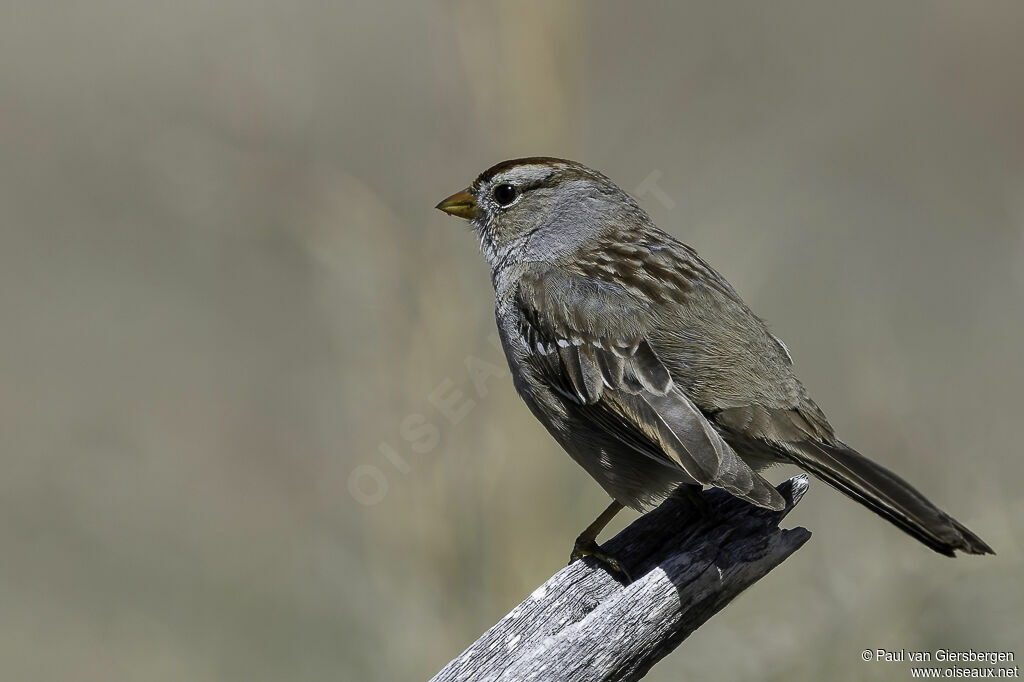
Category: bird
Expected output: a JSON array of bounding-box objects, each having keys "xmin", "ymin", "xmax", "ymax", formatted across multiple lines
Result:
[{"xmin": 435, "ymin": 156, "xmax": 993, "ymax": 577}]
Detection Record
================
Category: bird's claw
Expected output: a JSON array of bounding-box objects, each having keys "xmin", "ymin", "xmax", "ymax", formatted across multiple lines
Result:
[{"xmin": 569, "ymin": 538, "xmax": 632, "ymax": 582}]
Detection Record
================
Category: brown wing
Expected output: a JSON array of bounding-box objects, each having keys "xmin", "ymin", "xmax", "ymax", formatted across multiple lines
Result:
[
  {"xmin": 515, "ymin": 264, "xmax": 785, "ymax": 510},
  {"xmin": 563, "ymin": 233, "xmax": 837, "ymax": 450}
]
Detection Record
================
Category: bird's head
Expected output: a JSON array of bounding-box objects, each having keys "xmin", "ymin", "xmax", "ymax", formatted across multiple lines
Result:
[{"xmin": 435, "ymin": 157, "xmax": 647, "ymax": 269}]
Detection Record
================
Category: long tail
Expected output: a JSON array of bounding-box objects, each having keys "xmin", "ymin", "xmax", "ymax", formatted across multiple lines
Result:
[{"xmin": 782, "ymin": 439, "xmax": 993, "ymax": 556}]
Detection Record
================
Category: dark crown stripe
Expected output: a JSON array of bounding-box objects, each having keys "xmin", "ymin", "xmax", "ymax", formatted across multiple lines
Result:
[{"xmin": 473, "ymin": 157, "xmax": 587, "ymax": 189}]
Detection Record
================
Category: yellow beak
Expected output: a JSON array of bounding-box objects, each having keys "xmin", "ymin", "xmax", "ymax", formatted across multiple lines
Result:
[{"xmin": 435, "ymin": 188, "xmax": 478, "ymax": 220}]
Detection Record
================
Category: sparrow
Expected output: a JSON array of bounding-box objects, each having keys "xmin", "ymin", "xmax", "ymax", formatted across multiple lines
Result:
[{"xmin": 436, "ymin": 157, "xmax": 992, "ymax": 577}]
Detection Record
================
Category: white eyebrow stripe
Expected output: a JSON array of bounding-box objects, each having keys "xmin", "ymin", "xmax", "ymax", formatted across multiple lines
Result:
[{"xmin": 492, "ymin": 165, "xmax": 563, "ymax": 187}]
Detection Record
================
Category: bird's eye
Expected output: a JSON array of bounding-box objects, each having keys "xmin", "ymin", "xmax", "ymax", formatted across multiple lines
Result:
[{"xmin": 492, "ymin": 183, "xmax": 519, "ymax": 207}]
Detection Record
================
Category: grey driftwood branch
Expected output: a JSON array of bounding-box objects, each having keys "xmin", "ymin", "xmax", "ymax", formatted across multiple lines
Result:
[{"xmin": 430, "ymin": 475, "xmax": 811, "ymax": 682}]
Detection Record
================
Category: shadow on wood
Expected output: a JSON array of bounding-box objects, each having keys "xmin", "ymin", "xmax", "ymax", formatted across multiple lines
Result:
[{"xmin": 431, "ymin": 475, "xmax": 811, "ymax": 682}]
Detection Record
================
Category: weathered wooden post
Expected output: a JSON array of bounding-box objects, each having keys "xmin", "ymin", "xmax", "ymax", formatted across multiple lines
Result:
[{"xmin": 431, "ymin": 475, "xmax": 811, "ymax": 682}]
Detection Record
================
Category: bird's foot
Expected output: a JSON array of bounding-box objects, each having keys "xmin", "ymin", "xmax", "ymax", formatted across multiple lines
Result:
[{"xmin": 569, "ymin": 537, "xmax": 632, "ymax": 582}]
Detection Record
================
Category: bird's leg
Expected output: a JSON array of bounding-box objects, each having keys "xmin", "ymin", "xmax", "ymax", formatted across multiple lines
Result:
[{"xmin": 569, "ymin": 500, "xmax": 631, "ymax": 581}]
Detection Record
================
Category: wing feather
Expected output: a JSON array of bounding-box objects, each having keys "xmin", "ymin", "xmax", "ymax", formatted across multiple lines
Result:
[{"xmin": 515, "ymin": 265, "xmax": 784, "ymax": 511}]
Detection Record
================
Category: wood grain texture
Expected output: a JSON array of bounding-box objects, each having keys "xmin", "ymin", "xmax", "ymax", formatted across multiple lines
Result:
[{"xmin": 430, "ymin": 475, "xmax": 811, "ymax": 682}]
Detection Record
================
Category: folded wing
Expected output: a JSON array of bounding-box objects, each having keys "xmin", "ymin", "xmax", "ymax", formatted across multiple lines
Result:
[{"xmin": 516, "ymin": 265, "xmax": 785, "ymax": 511}]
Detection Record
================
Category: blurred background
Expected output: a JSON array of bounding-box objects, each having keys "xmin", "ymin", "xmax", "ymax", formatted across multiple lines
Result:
[{"xmin": 2, "ymin": 1, "xmax": 1022, "ymax": 680}]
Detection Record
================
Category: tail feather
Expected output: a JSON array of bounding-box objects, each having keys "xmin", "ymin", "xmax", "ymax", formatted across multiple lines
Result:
[{"xmin": 783, "ymin": 440, "xmax": 993, "ymax": 556}]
